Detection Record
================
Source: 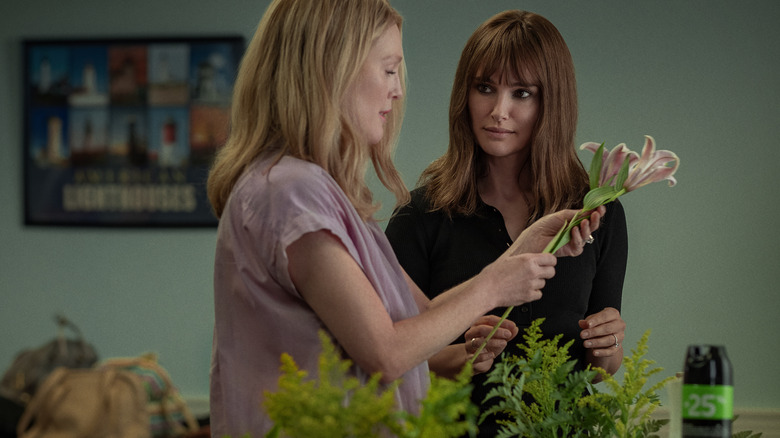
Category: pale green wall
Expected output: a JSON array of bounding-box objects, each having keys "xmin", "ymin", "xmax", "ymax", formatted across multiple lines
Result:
[{"xmin": 1, "ymin": 1, "xmax": 778, "ymax": 410}]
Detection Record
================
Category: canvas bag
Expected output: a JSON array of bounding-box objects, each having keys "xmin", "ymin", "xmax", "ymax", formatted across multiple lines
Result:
[
  {"xmin": 101, "ymin": 354, "xmax": 199, "ymax": 437},
  {"xmin": 16, "ymin": 367, "xmax": 150, "ymax": 438},
  {"xmin": 0, "ymin": 315, "xmax": 97, "ymax": 405}
]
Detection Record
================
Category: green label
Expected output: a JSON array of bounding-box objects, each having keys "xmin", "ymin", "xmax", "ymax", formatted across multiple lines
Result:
[{"xmin": 682, "ymin": 384, "xmax": 733, "ymax": 420}]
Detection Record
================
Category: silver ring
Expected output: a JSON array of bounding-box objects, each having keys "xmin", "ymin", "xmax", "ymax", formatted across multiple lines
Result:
[
  {"xmin": 585, "ymin": 235, "xmax": 594, "ymax": 244},
  {"xmin": 471, "ymin": 338, "xmax": 478, "ymax": 350},
  {"xmin": 613, "ymin": 334, "xmax": 620, "ymax": 348}
]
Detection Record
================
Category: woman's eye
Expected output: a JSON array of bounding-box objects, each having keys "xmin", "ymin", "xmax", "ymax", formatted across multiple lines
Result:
[
  {"xmin": 386, "ymin": 70, "xmax": 397, "ymax": 76},
  {"xmin": 476, "ymin": 83, "xmax": 493, "ymax": 94},
  {"xmin": 514, "ymin": 89, "xmax": 532, "ymax": 98}
]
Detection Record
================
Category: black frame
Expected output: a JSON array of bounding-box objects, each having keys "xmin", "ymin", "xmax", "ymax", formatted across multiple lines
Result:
[{"xmin": 23, "ymin": 36, "xmax": 244, "ymax": 227}]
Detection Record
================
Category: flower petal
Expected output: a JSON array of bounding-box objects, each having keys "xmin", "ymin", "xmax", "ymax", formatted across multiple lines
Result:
[
  {"xmin": 602, "ymin": 143, "xmax": 638, "ymax": 187},
  {"xmin": 579, "ymin": 142, "xmax": 602, "ymax": 154},
  {"xmin": 624, "ymin": 136, "xmax": 680, "ymax": 191}
]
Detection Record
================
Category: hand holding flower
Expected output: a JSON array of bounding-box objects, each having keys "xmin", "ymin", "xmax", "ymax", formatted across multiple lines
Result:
[
  {"xmin": 468, "ymin": 135, "xmax": 679, "ymax": 368},
  {"xmin": 465, "ymin": 315, "xmax": 519, "ymax": 374},
  {"xmin": 508, "ymin": 206, "xmax": 606, "ymax": 257}
]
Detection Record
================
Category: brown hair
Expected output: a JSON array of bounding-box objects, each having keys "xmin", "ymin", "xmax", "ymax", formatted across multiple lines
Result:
[
  {"xmin": 419, "ymin": 10, "xmax": 588, "ymax": 222},
  {"xmin": 207, "ymin": 0, "xmax": 408, "ymax": 220}
]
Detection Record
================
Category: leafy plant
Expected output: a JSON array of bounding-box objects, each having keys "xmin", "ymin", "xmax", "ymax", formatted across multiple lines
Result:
[
  {"xmin": 263, "ymin": 331, "xmax": 477, "ymax": 438},
  {"xmin": 480, "ymin": 318, "xmax": 600, "ymax": 437},
  {"xmin": 398, "ymin": 363, "xmax": 478, "ymax": 438},
  {"xmin": 482, "ymin": 318, "xmax": 673, "ymax": 438},
  {"xmin": 730, "ymin": 416, "xmax": 763, "ymax": 438},
  {"xmin": 581, "ymin": 329, "xmax": 673, "ymax": 438}
]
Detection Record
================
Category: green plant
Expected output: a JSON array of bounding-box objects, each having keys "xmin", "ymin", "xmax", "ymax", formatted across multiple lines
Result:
[
  {"xmin": 263, "ymin": 331, "xmax": 477, "ymax": 438},
  {"xmin": 481, "ymin": 318, "xmax": 673, "ymax": 438},
  {"xmin": 398, "ymin": 363, "xmax": 478, "ymax": 438},
  {"xmin": 480, "ymin": 318, "xmax": 601, "ymax": 437},
  {"xmin": 733, "ymin": 428, "xmax": 763, "ymax": 438},
  {"xmin": 730, "ymin": 416, "xmax": 763, "ymax": 438},
  {"xmin": 581, "ymin": 329, "xmax": 673, "ymax": 438}
]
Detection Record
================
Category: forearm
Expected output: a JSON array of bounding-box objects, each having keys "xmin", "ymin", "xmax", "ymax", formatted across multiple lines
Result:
[
  {"xmin": 586, "ymin": 348, "xmax": 623, "ymax": 382},
  {"xmin": 428, "ymin": 344, "xmax": 469, "ymax": 380}
]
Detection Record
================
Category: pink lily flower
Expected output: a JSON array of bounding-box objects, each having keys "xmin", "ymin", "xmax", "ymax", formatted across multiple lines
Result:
[
  {"xmin": 622, "ymin": 135, "xmax": 679, "ymax": 191},
  {"xmin": 580, "ymin": 141, "xmax": 640, "ymax": 188},
  {"xmin": 580, "ymin": 135, "xmax": 679, "ymax": 191}
]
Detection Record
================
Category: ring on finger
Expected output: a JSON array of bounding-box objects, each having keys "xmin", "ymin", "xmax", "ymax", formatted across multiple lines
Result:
[
  {"xmin": 585, "ymin": 234, "xmax": 594, "ymax": 244},
  {"xmin": 612, "ymin": 334, "xmax": 620, "ymax": 348},
  {"xmin": 471, "ymin": 337, "xmax": 478, "ymax": 351}
]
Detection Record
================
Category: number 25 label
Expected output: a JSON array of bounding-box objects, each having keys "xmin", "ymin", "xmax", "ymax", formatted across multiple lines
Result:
[{"xmin": 682, "ymin": 385, "xmax": 733, "ymax": 420}]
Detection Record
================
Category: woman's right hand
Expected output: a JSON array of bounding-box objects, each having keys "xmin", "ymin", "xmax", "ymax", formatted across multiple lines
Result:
[
  {"xmin": 465, "ymin": 314, "xmax": 519, "ymax": 374},
  {"xmin": 510, "ymin": 206, "xmax": 606, "ymax": 257},
  {"xmin": 477, "ymin": 251, "xmax": 556, "ymax": 309}
]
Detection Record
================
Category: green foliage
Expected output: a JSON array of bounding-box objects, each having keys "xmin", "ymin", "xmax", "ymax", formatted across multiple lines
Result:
[
  {"xmin": 481, "ymin": 318, "xmax": 601, "ymax": 437},
  {"xmin": 582, "ymin": 330, "xmax": 673, "ymax": 438},
  {"xmin": 398, "ymin": 364, "xmax": 478, "ymax": 438},
  {"xmin": 263, "ymin": 323, "xmax": 755, "ymax": 438},
  {"xmin": 482, "ymin": 318, "xmax": 673, "ymax": 438},
  {"xmin": 263, "ymin": 331, "xmax": 401, "ymax": 437},
  {"xmin": 588, "ymin": 143, "xmax": 605, "ymax": 190},
  {"xmin": 732, "ymin": 415, "xmax": 764, "ymax": 438},
  {"xmin": 263, "ymin": 331, "xmax": 476, "ymax": 438}
]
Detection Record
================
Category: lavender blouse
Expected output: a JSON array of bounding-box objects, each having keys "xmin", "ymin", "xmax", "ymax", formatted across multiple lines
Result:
[{"xmin": 209, "ymin": 156, "xmax": 429, "ymax": 436}]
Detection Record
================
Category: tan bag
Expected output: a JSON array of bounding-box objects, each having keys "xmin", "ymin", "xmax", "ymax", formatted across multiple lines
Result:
[
  {"xmin": 17, "ymin": 367, "xmax": 150, "ymax": 438},
  {"xmin": 101, "ymin": 354, "xmax": 199, "ymax": 437}
]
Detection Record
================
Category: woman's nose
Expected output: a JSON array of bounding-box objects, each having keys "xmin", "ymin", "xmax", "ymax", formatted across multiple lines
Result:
[{"xmin": 491, "ymin": 97, "xmax": 509, "ymax": 122}]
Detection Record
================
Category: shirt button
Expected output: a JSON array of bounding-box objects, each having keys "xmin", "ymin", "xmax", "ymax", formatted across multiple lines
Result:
[{"xmin": 520, "ymin": 305, "xmax": 529, "ymax": 313}]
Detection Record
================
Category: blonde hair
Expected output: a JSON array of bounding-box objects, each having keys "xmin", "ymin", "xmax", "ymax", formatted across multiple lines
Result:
[
  {"xmin": 207, "ymin": 0, "xmax": 408, "ymax": 220},
  {"xmin": 420, "ymin": 10, "xmax": 588, "ymax": 222}
]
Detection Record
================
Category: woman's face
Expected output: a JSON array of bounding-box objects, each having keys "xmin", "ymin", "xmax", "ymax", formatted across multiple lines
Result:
[
  {"xmin": 343, "ymin": 24, "xmax": 404, "ymax": 145},
  {"xmin": 468, "ymin": 69, "xmax": 539, "ymax": 160}
]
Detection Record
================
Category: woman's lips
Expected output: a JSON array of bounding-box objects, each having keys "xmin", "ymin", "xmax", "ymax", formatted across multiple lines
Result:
[{"xmin": 483, "ymin": 126, "xmax": 515, "ymax": 138}]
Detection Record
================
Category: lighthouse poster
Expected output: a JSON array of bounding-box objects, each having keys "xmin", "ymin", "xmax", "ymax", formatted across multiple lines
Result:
[{"xmin": 23, "ymin": 36, "xmax": 244, "ymax": 226}]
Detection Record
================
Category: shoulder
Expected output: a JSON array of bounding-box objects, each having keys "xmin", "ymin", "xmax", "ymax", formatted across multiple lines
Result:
[
  {"xmin": 241, "ymin": 156, "xmax": 331, "ymax": 191},
  {"xmin": 226, "ymin": 156, "xmax": 352, "ymax": 224},
  {"xmin": 388, "ymin": 186, "xmax": 437, "ymax": 224},
  {"xmin": 238, "ymin": 156, "xmax": 338, "ymax": 201},
  {"xmin": 604, "ymin": 200, "xmax": 627, "ymax": 228},
  {"xmin": 593, "ymin": 199, "xmax": 628, "ymax": 251}
]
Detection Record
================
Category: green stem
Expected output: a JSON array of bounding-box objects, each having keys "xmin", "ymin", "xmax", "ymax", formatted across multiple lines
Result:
[
  {"xmin": 468, "ymin": 306, "xmax": 513, "ymax": 366},
  {"xmin": 466, "ymin": 207, "xmax": 596, "ymax": 368}
]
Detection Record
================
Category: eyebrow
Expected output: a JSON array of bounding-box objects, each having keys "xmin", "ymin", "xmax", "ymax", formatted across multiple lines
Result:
[
  {"xmin": 384, "ymin": 55, "xmax": 403, "ymax": 64},
  {"xmin": 474, "ymin": 76, "xmax": 538, "ymax": 88}
]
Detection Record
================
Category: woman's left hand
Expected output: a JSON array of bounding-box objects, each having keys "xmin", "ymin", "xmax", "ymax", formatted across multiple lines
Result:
[
  {"xmin": 578, "ymin": 307, "xmax": 625, "ymax": 358},
  {"xmin": 465, "ymin": 315, "xmax": 519, "ymax": 374}
]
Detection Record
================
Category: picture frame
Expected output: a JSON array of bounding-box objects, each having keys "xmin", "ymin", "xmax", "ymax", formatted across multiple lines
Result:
[{"xmin": 23, "ymin": 36, "xmax": 245, "ymax": 227}]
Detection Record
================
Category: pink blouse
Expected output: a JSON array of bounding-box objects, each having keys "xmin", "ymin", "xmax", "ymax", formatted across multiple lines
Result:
[{"xmin": 209, "ymin": 156, "xmax": 429, "ymax": 436}]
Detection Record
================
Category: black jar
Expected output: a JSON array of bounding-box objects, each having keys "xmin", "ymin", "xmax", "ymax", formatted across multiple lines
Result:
[{"xmin": 682, "ymin": 345, "xmax": 733, "ymax": 438}]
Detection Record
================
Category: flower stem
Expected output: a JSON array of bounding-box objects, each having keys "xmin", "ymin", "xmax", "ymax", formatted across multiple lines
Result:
[
  {"xmin": 466, "ymin": 207, "xmax": 592, "ymax": 368},
  {"xmin": 469, "ymin": 306, "xmax": 513, "ymax": 363}
]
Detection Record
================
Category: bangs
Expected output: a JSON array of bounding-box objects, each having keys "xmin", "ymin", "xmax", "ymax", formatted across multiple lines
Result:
[{"xmin": 470, "ymin": 23, "xmax": 542, "ymax": 86}]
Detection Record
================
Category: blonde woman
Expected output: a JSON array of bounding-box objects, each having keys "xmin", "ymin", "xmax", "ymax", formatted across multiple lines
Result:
[{"xmin": 208, "ymin": 1, "xmax": 604, "ymax": 435}]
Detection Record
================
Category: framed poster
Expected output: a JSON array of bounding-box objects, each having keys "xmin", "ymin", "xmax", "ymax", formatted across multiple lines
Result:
[{"xmin": 23, "ymin": 36, "xmax": 245, "ymax": 226}]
